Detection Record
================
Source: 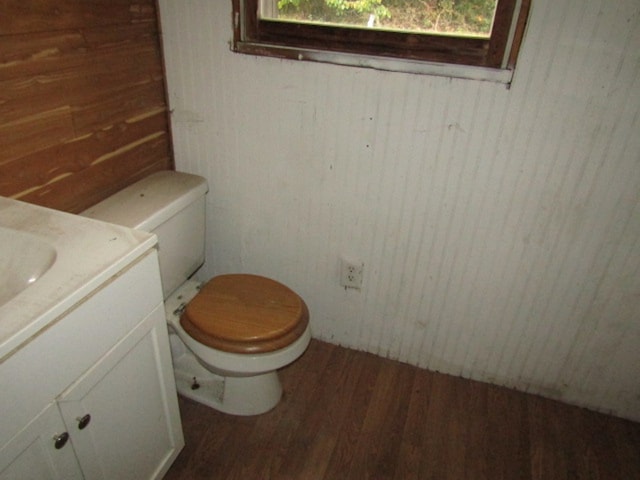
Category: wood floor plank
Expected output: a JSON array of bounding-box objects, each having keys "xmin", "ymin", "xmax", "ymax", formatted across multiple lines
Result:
[
  {"xmin": 321, "ymin": 350, "xmax": 382, "ymax": 480},
  {"xmin": 613, "ymin": 417, "xmax": 640, "ymax": 478},
  {"xmin": 394, "ymin": 368, "xmax": 434, "ymax": 480},
  {"xmin": 487, "ymin": 384, "xmax": 531, "ymax": 480},
  {"xmin": 265, "ymin": 340, "xmax": 336, "ymax": 479},
  {"xmin": 417, "ymin": 370, "xmax": 460, "ymax": 480},
  {"xmin": 529, "ymin": 397, "xmax": 573, "ymax": 480},
  {"xmin": 442, "ymin": 376, "xmax": 471, "ymax": 480},
  {"xmin": 458, "ymin": 377, "xmax": 489, "ymax": 479},
  {"xmin": 226, "ymin": 339, "xmax": 335, "ymax": 480},
  {"xmin": 162, "ymin": 398, "xmax": 213, "ymax": 479},
  {"xmin": 184, "ymin": 410, "xmax": 257, "ymax": 480},
  {"xmin": 575, "ymin": 407, "xmax": 634, "ymax": 480},
  {"xmin": 164, "ymin": 340, "xmax": 640, "ymax": 480},
  {"xmin": 344, "ymin": 359, "xmax": 415, "ymax": 479},
  {"xmin": 275, "ymin": 346, "xmax": 360, "ymax": 479}
]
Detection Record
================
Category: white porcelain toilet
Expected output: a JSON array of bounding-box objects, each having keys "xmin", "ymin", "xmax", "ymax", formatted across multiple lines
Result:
[{"xmin": 82, "ymin": 171, "xmax": 311, "ymax": 415}]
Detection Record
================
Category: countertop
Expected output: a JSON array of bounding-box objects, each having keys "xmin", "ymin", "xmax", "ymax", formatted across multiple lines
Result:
[{"xmin": 0, "ymin": 197, "xmax": 157, "ymax": 360}]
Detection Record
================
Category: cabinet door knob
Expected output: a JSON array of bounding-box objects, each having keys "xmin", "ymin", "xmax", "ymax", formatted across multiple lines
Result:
[
  {"xmin": 53, "ymin": 432, "xmax": 70, "ymax": 449},
  {"xmin": 77, "ymin": 414, "xmax": 91, "ymax": 430}
]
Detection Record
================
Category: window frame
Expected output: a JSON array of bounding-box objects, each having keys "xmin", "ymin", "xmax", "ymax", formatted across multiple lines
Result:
[{"xmin": 232, "ymin": 0, "xmax": 531, "ymax": 79}]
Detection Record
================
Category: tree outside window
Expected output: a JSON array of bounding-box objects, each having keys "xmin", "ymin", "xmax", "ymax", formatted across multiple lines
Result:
[{"xmin": 233, "ymin": 0, "xmax": 531, "ymax": 80}]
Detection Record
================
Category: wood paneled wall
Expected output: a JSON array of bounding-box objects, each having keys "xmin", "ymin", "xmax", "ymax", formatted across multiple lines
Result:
[{"xmin": 0, "ymin": 0, "xmax": 173, "ymax": 213}]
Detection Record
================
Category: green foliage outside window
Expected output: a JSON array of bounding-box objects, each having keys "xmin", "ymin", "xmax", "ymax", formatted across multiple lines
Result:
[{"xmin": 275, "ymin": 0, "xmax": 497, "ymax": 36}]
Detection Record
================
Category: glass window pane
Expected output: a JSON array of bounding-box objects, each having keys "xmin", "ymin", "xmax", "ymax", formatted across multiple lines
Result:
[{"xmin": 261, "ymin": 0, "xmax": 498, "ymax": 38}]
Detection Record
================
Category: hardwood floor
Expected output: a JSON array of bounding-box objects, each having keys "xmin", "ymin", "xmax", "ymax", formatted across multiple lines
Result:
[{"xmin": 164, "ymin": 340, "xmax": 640, "ymax": 480}]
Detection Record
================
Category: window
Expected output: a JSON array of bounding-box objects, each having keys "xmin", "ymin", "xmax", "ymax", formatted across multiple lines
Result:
[{"xmin": 232, "ymin": 0, "xmax": 531, "ymax": 80}]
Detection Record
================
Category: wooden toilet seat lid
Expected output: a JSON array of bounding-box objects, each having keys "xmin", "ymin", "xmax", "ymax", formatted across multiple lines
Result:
[{"xmin": 180, "ymin": 274, "xmax": 309, "ymax": 354}]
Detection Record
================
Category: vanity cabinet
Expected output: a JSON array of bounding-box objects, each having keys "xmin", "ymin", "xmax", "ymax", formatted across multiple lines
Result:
[
  {"xmin": 0, "ymin": 403, "xmax": 83, "ymax": 479},
  {"xmin": 0, "ymin": 251, "xmax": 184, "ymax": 480}
]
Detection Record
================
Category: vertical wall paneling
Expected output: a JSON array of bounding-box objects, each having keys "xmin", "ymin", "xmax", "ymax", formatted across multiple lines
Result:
[
  {"xmin": 158, "ymin": 0, "xmax": 640, "ymax": 420},
  {"xmin": 0, "ymin": 0, "xmax": 172, "ymax": 213}
]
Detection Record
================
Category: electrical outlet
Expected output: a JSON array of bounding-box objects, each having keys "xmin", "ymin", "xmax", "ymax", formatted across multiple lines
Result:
[{"xmin": 340, "ymin": 259, "xmax": 363, "ymax": 289}]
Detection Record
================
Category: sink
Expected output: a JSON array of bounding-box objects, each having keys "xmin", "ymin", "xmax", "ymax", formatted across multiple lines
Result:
[
  {"xmin": 0, "ymin": 196, "xmax": 156, "ymax": 358},
  {"xmin": 0, "ymin": 226, "xmax": 57, "ymax": 306}
]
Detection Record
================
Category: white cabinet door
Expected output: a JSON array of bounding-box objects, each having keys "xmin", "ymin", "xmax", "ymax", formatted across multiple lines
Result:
[
  {"xmin": 0, "ymin": 403, "xmax": 83, "ymax": 480},
  {"xmin": 57, "ymin": 305, "xmax": 183, "ymax": 480}
]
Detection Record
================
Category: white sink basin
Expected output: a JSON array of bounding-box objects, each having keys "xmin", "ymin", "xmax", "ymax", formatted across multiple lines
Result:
[
  {"xmin": 0, "ymin": 196, "xmax": 157, "ymax": 358},
  {"xmin": 0, "ymin": 226, "xmax": 57, "ymax": 306}
]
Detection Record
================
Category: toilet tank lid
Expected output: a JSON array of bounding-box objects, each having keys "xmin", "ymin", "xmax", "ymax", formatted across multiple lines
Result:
[{"xmin": 81, "ymin": 171, "xmax": 209, "ymax": 231}]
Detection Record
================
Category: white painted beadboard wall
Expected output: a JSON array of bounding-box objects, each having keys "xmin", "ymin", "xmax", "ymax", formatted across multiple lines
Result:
[{"xmin": 157, "ymin": 1, "xmax": 640, "ymax": 420}]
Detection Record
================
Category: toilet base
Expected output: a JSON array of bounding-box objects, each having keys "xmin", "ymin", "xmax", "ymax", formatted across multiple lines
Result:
[{"xmin": 170, "ymin": 334, "xmax": 283, "ymax": 416}]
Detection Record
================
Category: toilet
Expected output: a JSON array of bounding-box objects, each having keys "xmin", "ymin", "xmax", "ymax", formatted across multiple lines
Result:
[{"xmin": 82, "ymin": 171, "xmax": 311, "ymax": 415}]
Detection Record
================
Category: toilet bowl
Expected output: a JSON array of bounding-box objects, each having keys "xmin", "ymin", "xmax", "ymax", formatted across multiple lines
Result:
[
  {"xmin": 164, "ymin": 277, "xmax": 311, "ymax": 415},
  {"xmin": 81, "ymin": 170, "xmax": 311, "ymax": 415}
]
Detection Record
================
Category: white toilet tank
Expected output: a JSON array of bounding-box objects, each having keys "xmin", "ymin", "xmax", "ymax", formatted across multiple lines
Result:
[{"xmin": 82, "ymin": 171, "xmax": 209, "ymax": 298}]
